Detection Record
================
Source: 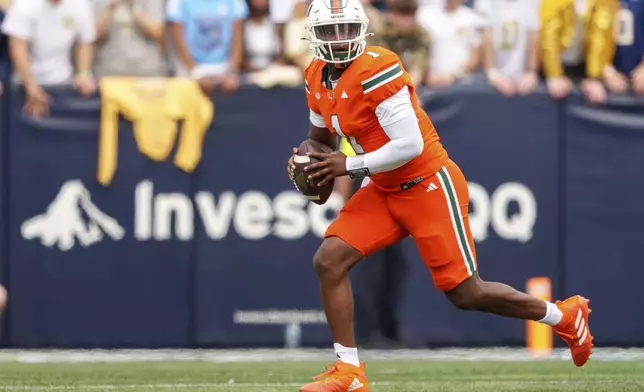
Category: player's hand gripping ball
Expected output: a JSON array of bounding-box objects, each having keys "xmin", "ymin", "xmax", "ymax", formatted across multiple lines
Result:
[{"xmin": 288, "ymin": 140, "xmax": 342, "ymax": 205}]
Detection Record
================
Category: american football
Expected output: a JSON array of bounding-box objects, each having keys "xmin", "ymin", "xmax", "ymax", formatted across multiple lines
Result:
[{"xmin": 293, "ymin": 139, "xmax": 335, "ymax": 205}]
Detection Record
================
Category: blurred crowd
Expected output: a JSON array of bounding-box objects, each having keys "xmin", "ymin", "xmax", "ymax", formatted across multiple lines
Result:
[{"xmin": 0, "ymin": 0, "xmax": 641, "ymax": 117}]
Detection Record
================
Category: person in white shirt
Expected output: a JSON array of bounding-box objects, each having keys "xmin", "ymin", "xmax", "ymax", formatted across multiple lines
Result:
[
  {"xmin": 284, "ymin": 0, "xmax": 313, "ymax": 71},
  {"xmin": 2, "ymin": 0, "xmax": 97, "ymax": 117},
  {"xmin": 269, "ymin": 0, "xmax": 298, "ymax": 63},
  {"xmin": 93, "ymin": 0, "xmax": 167, "ymax": 77},
  {"xmin": 418, "ymin": 0, "xmax": 483, "ymax": 87},
  {"xmin": 245, "ymin": 0, "xmax": 279, "ymax": 71},
  {"xmin": 244, "ymin": 0, "xmax": 302, "ymax": 88},
  {"xmin": 475, "ymin": 0, "xmax": 540, "ymax": 96}
]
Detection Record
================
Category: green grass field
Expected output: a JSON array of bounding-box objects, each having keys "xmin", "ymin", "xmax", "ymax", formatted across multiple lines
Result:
[{"xmin": 0, "ymin": 358, "xmax": 642, "ymax": 391}]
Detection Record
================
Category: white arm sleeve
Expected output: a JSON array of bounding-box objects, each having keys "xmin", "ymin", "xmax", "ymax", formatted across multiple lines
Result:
[
  {"xmin": 346, "ymin": 86, "xmax": 424, "ymax": 175},
  {"xmin": 309, "ymin": 109, "xmax": 326, "ymax": 128}
]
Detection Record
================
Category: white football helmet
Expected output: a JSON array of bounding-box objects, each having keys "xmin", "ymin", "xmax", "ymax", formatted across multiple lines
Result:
[{"xmin": 305, "ymin": 0, "xmax": 370, "ymax": 65}]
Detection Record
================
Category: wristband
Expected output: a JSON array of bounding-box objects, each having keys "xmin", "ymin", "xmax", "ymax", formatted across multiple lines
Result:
[{"xmin": 348, "ymin": 167, "xmax": 370, "ymax": 179}]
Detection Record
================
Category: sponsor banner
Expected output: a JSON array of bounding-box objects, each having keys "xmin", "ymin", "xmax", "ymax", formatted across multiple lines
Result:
[
  {"xmin": 8, "ymin": 87, "xmax": 194, "ymax": 347},
  {"xmin": 2, "ymin": 85, "xmax": 644, "ymax": 348},
  {"xmin": 194, "ymin": 88, "xmax": 337, "ymax": 347},
  {"xmin": 564, "ymin": 93, "xmax": 644, "ymax": 344}
]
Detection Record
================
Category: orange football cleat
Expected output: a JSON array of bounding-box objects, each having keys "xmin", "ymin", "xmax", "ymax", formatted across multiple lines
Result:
[
  {"xmin": 300, "ymin": 361, "xmax": 369, "ymax": 392},
  {"xmin": 554, "ymin": 295, "xmax": 594, "ymax": 367}
]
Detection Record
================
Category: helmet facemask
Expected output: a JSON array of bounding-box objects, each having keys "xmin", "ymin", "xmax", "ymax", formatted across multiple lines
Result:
[{"xmin": 309, "ymin": 21, "xmax": 368, "ymax": 65}]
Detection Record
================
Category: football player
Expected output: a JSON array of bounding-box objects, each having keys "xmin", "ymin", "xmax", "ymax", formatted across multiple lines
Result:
[{"xmin": 288, "ymin": 1, "xmax": 593, "ymax": 391}]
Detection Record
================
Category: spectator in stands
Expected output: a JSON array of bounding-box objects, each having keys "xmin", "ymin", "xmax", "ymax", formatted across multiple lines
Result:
[
  {"xmin": 2, "ymin": 0, "xmax": 97, "ymax": 117},
  {"xmin": 93, "ymin": 0, "xmax": 167, "ymax": 77},
  {"xmin": 244, "ymin": 0, "xmax": 278, "ymax": 71},
  {"xmin": 418, "ymin": 0, "xmax": 482, "ymax": 88},
  {"xmin": 284, "ymin": 0, "xmax": 312, "ymax": 71},
  {"xmin": 269, "ymin": 0, "xmax": 296, "ymax": 63},
  {"xmin": 475, "ymin": 0, "xmax": 540, "ymax": 96},
  {"xmin": 166, "ymin": 0, "xmax": 247, "ymax": 94},
  {"xmin": 244, "ymin": 0, "xmax": 302, "ymax": 88},
  {"xmin": 540, "ymin": 0, "xmax": 618, "ymax": 104},
  {"xmin": 608, "ymin": 0, "xmax": 644, "ymax": 95},
  {"xmin": 370, "ymin": 0, "xmax": 430, "ymax": 86}
]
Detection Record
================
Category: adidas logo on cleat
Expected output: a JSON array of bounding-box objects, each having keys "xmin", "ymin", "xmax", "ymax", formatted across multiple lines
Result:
[{"xmin": 575, "ymin": 308, "xmax": 588, "ymax": 346}]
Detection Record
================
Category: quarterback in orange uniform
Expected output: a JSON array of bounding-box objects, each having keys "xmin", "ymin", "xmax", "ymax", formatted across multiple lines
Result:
[{"xmin": 287, "ymin": 1, "xmax": 593, "ymax": 391}]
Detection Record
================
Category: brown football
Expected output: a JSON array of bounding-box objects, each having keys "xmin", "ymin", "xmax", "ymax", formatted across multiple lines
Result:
[{"xmin": 293, "ymin": 139, "xmax": 335, "ymax": 205}]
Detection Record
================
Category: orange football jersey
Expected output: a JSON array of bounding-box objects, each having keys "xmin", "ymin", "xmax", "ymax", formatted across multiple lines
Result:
[{"xmin": 304, "ymin": 46, "xmax": 449, "ymax": 192}]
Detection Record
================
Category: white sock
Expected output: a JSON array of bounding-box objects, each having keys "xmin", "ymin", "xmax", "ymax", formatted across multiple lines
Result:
[
  {"xmin": 333, "ymin": 343, "xmax": 360, "ymax": 367},
  {"xmin": 538, "ymin": 301, "xmax": 563, "ymax": 326}
]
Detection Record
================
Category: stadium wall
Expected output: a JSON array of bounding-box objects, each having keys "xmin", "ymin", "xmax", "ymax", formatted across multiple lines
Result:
[{"xmin": 1, "ymin": 83, "xmax": 643, "ymax": 348}]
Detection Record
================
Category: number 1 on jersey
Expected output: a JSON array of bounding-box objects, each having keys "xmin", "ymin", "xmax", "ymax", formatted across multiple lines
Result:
[{"xmin": 331, "ymin": 114, "xmax": 364, "ymax": 154}]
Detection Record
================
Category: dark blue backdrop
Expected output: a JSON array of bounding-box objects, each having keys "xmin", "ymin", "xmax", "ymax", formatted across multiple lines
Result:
[{"xmin": 2, "ymin": 83, "xmax": 643, "ymax": 348}]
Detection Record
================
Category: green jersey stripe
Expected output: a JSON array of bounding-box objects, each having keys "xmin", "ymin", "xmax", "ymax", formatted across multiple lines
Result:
[
  {"xmin": 361, "ymin": 63, "xmax": 400, "ymax": 85},
  {"xmin": 437, "ymin": 167, "xmax": 476, "ymax": 275},
  {"xmin": 361, "ymin": 64, "xmax": 402, "ymax": 93}
]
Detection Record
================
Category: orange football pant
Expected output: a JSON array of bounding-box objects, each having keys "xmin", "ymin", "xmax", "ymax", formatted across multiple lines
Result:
[{"xmin": 325, "ymin": 160, "xmax": 477, "ymax": 291}]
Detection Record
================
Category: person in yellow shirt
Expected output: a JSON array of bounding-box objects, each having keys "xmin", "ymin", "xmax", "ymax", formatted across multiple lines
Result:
[{"xmin": 540, "ymin": 0, "xmax": 620, "ymax": 104}]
